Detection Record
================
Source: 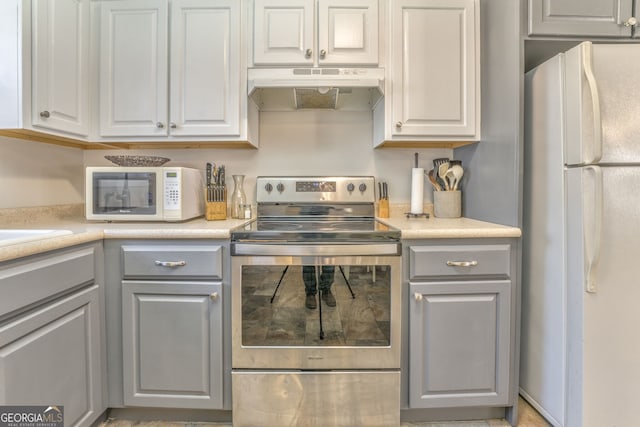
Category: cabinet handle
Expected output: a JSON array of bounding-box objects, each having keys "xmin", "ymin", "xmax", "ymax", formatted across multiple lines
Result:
[
  {"xmin": 446, "ymin": 260, "xmax": 478, "ymax": 267},
  {"xmin": 624, "ymin": 17, "xmax": 637, "ymax": 26},
  {"xmin": 210, "ymin": 292, "xmax": 219, "ymax": 301},
  {"xmin": 414, "ymin": 292, "xmax": 423, "ymax": 302},
  {"xmin": 154, "ymin": 260, "xmax": 186, "ymax": 267},
  {"xmin": 395, "ymin": 121, "xmax": 402, "ymax": 128},
  {"xmin": 305, "ymin": 48, "xmax": 312, "ymax": 58},
  {"xmin": 40, "ymin": 110, "xmax": 50, "ymax": 118},
  {"xmin": 169, "ymin": 122, "xmax": 177, "ymax": 129},
  {"xmin": 320, "ymin": 49, "xmax": 326, "ymax": 59},
  {"xmin": 156, "ymin": 122, "xmax": 164, "ymax": 129}
]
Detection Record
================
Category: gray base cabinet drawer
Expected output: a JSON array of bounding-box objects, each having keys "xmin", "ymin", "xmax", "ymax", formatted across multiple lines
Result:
[
  {"xmin": 0, "ymin": 246, "xmax": 96, "ymax": 318},
  {"xmin": 122, "ymin": 245, "xmax": 222, "ymax": 279},
  {"xmin": 409, "ymin": 244, "xmax": 511, "ymax": 280}
]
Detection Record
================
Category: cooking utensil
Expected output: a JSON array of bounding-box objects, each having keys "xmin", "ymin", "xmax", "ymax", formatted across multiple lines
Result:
[
  {"xmin": 426, "ymin": 169, "xmax": 442, "ymax": 191},
  {"xmin": 445, "ymin": 168, "xmax": 457, "ymax": 192},
  {"xmin": 433, "ymin": 158, "xmax": 449, "ymax": 190},
  {"xmin": 450, "ymin": 164, "xmax": 464, "ymax": 190},
  {"xmin": 438, "ymin": 162, "xmax": 450, "ymax": 191}
]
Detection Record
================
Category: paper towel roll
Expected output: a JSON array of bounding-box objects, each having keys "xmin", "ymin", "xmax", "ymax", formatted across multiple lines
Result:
[{"xmin": 410, "ymin": 167, "xmax": 424, "ymax": 214}]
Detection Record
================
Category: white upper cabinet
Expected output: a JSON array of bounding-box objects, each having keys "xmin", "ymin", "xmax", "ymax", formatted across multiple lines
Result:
[
  {"xmin": 528, "ymin": 0, "xmax": 636, "ymax": 37},
  {"xmin": 253, "ymin": 0, "xmax": 378, "ymax": 66},
  {"xmin": 99, "ymin": 0, "xmax": 168, "ymax": 137},
  {"xmin": 376, "ymin": 0, "xmax": 479, "ymax": 145},
  {"xmin": 170, "ymin": 0, "xmax": 240, "ymax": 136},
  {"xmin": 253, "ymin": 0, "xmax": 314, "ymax": 65},
  {"xmin": 99, "ymin": 0, "xmax": 244, "ymax": 139},
  {"xmin": 32, "ymin": 0, "xmax": 90, "ymax": 136},
  {"xmin": 0, "ymin": 0, "xmax": 90, "ymax": 140}
]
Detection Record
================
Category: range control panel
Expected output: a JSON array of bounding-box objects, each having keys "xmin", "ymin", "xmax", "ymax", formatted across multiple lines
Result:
[{"xmin": 256, "ymin": 176, "xmax": 376, "ymax": 203}]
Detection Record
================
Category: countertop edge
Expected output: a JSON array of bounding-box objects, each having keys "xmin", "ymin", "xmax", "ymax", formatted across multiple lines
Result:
[
  {"xmin": 0, "ymin": 231, "xmax": 105, "ymax": 263},
  {"xmin": 0, "ymin": 216, "xmax": 521, "ymax": 263}
]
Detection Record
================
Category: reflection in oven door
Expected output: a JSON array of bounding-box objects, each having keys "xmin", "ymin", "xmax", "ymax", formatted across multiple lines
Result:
[{"xmin": 242, "ymin": 264, "xmax": 390, "ymax": 346}]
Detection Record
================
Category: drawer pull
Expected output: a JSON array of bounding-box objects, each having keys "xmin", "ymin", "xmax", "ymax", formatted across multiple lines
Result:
[
  {"xmin": 210, "ymin": 292, "xmax": 219, "ymax": 301},
  {"xmin": 154, "ymin": 260, "xmax": 187, "ymax": 268},
  {"xmin": 414, "ymin": 292, "xmax": 423, "ymax": 302},
  {"xmin": 446, "ymin": 260, "xmax": 478, "ymax": 267}
]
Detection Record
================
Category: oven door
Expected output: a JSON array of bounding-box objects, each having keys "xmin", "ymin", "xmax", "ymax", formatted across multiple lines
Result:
[{"xmin": 231, "ymin": 245, "xmax": 401, "ymax": 370}]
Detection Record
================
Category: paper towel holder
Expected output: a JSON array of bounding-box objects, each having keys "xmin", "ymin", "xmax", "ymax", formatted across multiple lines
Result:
[{"xmin": 405, "ymin": 212, "xmax": 430, "ymax": 219}]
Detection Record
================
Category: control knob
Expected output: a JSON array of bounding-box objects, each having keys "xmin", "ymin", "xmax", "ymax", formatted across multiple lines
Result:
[
  {"xmin": 359, "ymin": 183, "xmax": 367, "ymax": 192},
  {"xmin": 264, "ymin": 183, "xmax": 273, "ymax": 193},
  {"xmin": 347, "ymin": 183, "xmax": 355, "ymax": 192},
  {"xmin": 277, "ymin": 183, "xmax": 285, "ymax": 193}
]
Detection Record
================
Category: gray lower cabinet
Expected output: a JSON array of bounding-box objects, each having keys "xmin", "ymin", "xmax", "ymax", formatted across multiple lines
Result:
[
  {"xmin": 406, "ymin": 241, "xmax": 517, "ymax": 410},
  {"xmin": 528, "ymin": 0, "xmax": 635, "ymax": 37},
  {"xmin": 115, "ymin": 242, "xmax": 225, "ymax": 409},
  {"xmin": 122, "ymin": 280, "xmax": 222, "ymax": 408},
  {"xmin": 0, "ymin": 243, "xmax": 105, "ymax": 427}
]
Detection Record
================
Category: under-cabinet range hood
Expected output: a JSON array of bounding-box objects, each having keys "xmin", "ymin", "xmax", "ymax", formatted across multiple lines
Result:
[{"xmin": 247, "ymin": 67, "xmax": 384, "ymax": 111}]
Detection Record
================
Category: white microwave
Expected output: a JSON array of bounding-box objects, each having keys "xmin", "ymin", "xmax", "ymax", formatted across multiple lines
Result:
[{"xmin": 85, "ymin": 167, "xmax": 203, "ymax": 222}]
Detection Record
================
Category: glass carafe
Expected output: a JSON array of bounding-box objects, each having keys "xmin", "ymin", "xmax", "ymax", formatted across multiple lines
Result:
[{"xmin": 230, "ymin": 174, "xmax": 247, "ymax": 218}]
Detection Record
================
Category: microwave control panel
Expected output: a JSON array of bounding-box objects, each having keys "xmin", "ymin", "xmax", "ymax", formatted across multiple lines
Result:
[{"xmin": 164, "ymin": 171, "xmax": 181, "ymax": 210}]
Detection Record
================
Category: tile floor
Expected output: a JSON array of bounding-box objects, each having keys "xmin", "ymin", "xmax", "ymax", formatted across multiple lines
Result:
[{"xmin": 101, "ymin": 396, "xmax": 550, "ymax": 427}]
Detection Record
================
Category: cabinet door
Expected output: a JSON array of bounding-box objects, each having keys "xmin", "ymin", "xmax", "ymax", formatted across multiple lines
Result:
[
  {"xmin": 253, "ymin": 0, "xmax": 314, "ymax": 65},
  {"xmin": 170, "ymin": 0, "xmax": 240, "ymax": 136},
  {"xmin": 31, "ymin": 0, "xmax": 90, "ymax": 136},
  {"xmin": 122, "ymin": 281, "xmax": 223, "ymax": 409},
  {"xmin": 0, "ymin": 286, "xmax": 103, "ymax": 427},
  {"xmin": 528, "ymin": 0, "xmax": 634, "ymax": 37},
  {"xmin": 391, "ymin": 0, "xmax": 478, "ymax": 138},
  {"xmin": 409, "ymin": 280, "xmax": 511, "ymax": 408},
  {"xmin": 99, "ymin": 0, "xmax": 168, "ymax": 137},
  {"xmin": 317, "ymin": 0, "xmax": 378, "ymax": 65}
]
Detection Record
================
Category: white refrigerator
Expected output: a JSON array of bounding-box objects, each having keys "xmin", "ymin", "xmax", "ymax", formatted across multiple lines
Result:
[{"xmin": 522, "ymin": 41, "xmax": 640, "ymax": 427}]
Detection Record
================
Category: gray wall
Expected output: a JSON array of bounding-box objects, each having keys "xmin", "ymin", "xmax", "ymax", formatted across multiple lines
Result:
[{"xmin": 456, "ymin": 0, "xmax": 523, "ymax": 228}]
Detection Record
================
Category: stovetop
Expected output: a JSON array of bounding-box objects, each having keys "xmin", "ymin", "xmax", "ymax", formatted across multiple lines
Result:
[
  {"xmin": 231, "ymin": 218, "xmax": 400, "ymax": 243},
  {"xmin": 231, "ymin": 176, "xmax": 399, "ymax": 243}
]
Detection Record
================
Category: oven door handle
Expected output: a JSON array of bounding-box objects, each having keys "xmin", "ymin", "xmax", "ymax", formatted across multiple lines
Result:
[{"xmin": 232, "ymin": 243, "xmax": 401, "ymax": 256}]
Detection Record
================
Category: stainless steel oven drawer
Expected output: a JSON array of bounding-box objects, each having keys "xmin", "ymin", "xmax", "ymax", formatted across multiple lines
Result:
[
  {"xmin": 232, "ymin": 370, "xmax": 400, "ymax": 427},
  {"xmin": 409, "ymin": 244, "xmax": 511, "ymax": 279},
  {"xmin": 122, "ymin": 245, "xmax": 222, "ymax": 279}
]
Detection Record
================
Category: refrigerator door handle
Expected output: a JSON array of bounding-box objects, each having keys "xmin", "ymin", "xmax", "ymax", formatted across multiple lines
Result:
[
  {"xmin": 581, "ymin": 43, "xmax": 603, "ymax": 164},
  {"xmin": 583, "ymin": 165, "xmax": 603, "ymax": 293}
]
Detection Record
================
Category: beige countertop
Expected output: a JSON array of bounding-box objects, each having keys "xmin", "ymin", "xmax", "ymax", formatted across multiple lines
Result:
[
  {"xmin": 379, "ymin": 215, "xmax": 521, "ymax": 240},
  {"xmin": 0, "ymin": 205, "xmax": 520, "ymax": 262}
]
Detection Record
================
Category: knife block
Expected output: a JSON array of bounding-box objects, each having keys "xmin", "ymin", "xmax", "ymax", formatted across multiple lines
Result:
[
  {"xmin": 378, "ymin": 199, "xmax": 389, "ymax": 218},
  {"xmin": 204, "ymin": 188, "xmax": 227, "ymax": 220}
]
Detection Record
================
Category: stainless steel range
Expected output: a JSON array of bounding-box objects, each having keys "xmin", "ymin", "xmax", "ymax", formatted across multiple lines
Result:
[{"xmin": 230, "ymin": 176, "xmax": 402, "ymax": 427}]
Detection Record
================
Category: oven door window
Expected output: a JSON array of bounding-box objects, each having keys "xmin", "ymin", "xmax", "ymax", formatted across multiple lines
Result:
[
  {"xmin": 241, "ymin": 265, "xmax": 391, "ymax": 346},
  {"xmin": 92, "ymin": 172, "xmax": 157, "ymax": 215}
]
